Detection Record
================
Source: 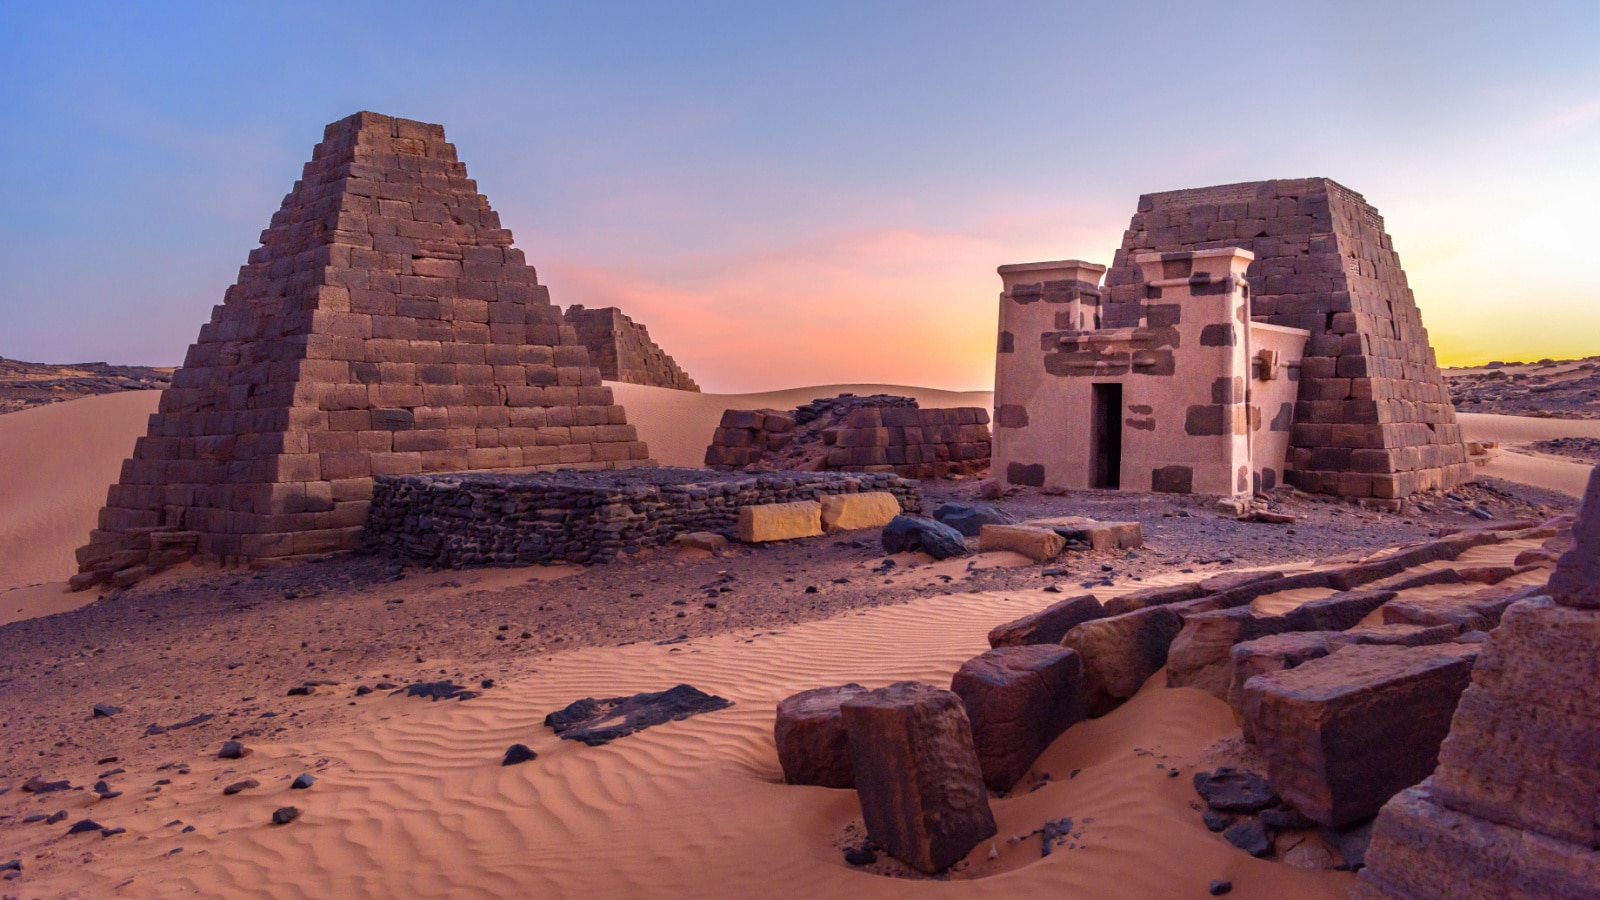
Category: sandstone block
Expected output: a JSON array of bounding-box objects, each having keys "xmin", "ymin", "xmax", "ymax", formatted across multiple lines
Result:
[
  {"xmin": 774, "ymin": 683, "xmax": 868, "ymax": 788},
  {"xmin": 950, "ymin": 645, "xmax": 1086, "ymax": 791},
  {"xmin": 1548, "ymin": 463, "xmax": 1600, "ymax": 609},
  {"xmin": 986, "ymin": 593, "xmax": 1106, "ymax": 648},
  {"xmin": 977, "ymin": 524, "xmax": 1066, "ymax": 562},
  {"xmin": 1382, "ymin": 582, "xmax": 1544, "ymax": 630},
  {"xmin": 1061, "ymin": 606, "xmax": 1183, "ymax": 715},
  {"xmin": 819, "ymin": 491, "xmax": 901, "ymax": 532},
  {"xmin": 1024, "ymin": 516, "xmax": 1144, "ymax": 551},
  {"xmin": 736, "ymin": 501, "xmax": 822, "ymax": 543},
  {"xmin": 841, "ymin": 682, "xmax": 997, "ymax": 873},
  {"xmin": 1168, "ymin": 608, "xmax": 1289, "ymax": 698},
  {"xmin": 1243, "ymin": 644, "xmax": 1479, "ymax": 826},
  {"xmin": 1354, "ymin": 786, "xmax": 1600, "ymax": 900}
]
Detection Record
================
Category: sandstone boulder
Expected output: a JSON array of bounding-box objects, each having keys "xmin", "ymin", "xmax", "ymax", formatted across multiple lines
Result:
[
  {"xmin": 774, "ymin": 683, "xmax": 868, "ymax": 788},
  {"xmin": 986, "ymin": 593, "xmax": 1106, "ymax": 648},
  {"xmin": 1242, "ymin": 644, "xmax": 1479, "ymax": 826},
  {"xmin": 950, "ymin": 645, "xmax": 1086, "ymax": 791},
  {"xmin": 881, "ymin": 515, "xmax": 970, "ymax": 559},
  {"xmin": 933, "ymin": 502, "xmax": 1018, "ymax": 537},
  {"xmin": 1061, "ymin": 606, "xmax": 1183, "ymax": 715},
  {"xmin": 1547, "ymin": 464, "xmax": 1600, "ymax": 608},
  {"xmin": 820, "ymin": 492, "xmax": 902, "ymax": 532},
  {"xmin": 737, "ymin": 500, "xmax": 823, "ymax": 542},
  {"xmin": 1381, "ymin": 582, "xmax": 1545, "ymax": 630},
  {"xmin": 977, "ymin": 524, "xmax": 1066, "ymax": 562},
  {"xmin": 841, "ymin": 682, "xmax": 997, "ymax": 873}
]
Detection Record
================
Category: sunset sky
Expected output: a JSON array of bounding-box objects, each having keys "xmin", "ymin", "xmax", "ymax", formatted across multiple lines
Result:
[{"xmin": 3, "ymin": 1, "xmax": 1597, "ymax": 391}]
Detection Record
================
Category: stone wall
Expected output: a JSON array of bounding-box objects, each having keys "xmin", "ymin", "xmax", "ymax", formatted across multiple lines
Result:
[
  {"xmin": 1100, "ymin": 178, "xmax": 1470, "ymax": 501},
  {"xmin": 362, "ymin": 467, "xmax": 920, "ymax": 567},
  {"xmin": 73, "ymin": 111, "xmax": 652, "ymax": 591},
  {"xmin": 564, "ymin": 305, "xmax": 699, "ymax": 392},
  {"xmin": 706, "ymin": 406, "xmax": 991, "ymax": 479}
]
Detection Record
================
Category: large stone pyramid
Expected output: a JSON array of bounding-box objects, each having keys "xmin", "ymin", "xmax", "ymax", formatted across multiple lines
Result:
[
  {"xmin": 73, "ymin": 112, "xmax": 652, "ymax": 589},
  {"xmin": 1101, "ymin": 178, "xmax": 1471, "ymax": 502}
]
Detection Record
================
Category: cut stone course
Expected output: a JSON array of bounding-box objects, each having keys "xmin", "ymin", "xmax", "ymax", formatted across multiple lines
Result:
[
  {"xmin": 987, "ymin": 593, "xmax": 1107, "ymax": 648},
  {"xmin": 75, "ymin": 111, "xmax": 653, "ymax": 589},
  {"xmin": 1061, "ymin": 605, "xmax": 1183, "ymax": 715},
  {"xmin": 563, "ymin": 305, "xmax": 699, "ymax": 391}
]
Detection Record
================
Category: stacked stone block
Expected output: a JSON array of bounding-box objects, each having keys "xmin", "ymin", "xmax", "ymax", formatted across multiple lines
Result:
[
  {"xmin": 362, "ymin": 467, "xmax": 919, "ymax": 568},
  {"xmin": 1100, "ymin": 178, "xmax": 1470, "ymax": 501},
  {"xmin": 564, "ymin": 305, "xmax": 700, "ymax": 392},
  {"xmin": 706, "ymin": 406, "xmax": 992, "ymax": 478},
  {"xmin": 73, "ymin": 112, "xmax": 652, "ymax": 590},
  {"xmin": 704, "ymin": 409, "xmax": 798, "ymax": 467}
]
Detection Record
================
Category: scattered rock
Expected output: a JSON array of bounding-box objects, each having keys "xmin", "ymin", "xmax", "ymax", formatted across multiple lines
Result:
[
  {"xmin": 91, "ymin": 703, "xmax": 122, "ymax": 717},
  {"xmin": 1224, "ymin": 819, "xmax": 1272, "ymax": 857},
  {"xmin": 1284, "ymin": 843, "xmax": 1336, "ymax": 870},
  {"xmin": 217, "ymin": 741, "xmax": 249, "ymax": 760},
  {"xmin": 986, "ymin": 593, "xmax": 1106, "ymax": 648},
  {"xmin": 66, "ymin": 819, "xmax": 104, "ymax": 836},
  {"xmin": 291, "ymin": 774, "xmax": 316, "ymax": 789},
  {"xmin": 1194, "ymin": 768, "xmax": 1280, "ymax": 814},
  {"xmin": 287, "ymin": 686, "xmax": 313, "ymax": 696},
  {"xmin": 1209, "ymin": 879, "xmax": 1233, "ymax": 895},
  {"xmin": 843, "ymin": 846, "xmax": 876, "ymax": 866},
  {"xmin": 1261, "ymin": 803, "xmax": 1318, "ymax": 830},
  {"xmin": 545, "ymin": 684, "xmax": 733, "ymax": 746},
  {"xmin": 501, "ymin": 744, "xmax": 537, "ymax": 767},
  {"xmin": 1202, "ymin": 810, "xmax": 1235, "ymax": 832},
  {"xmin": 1319, "ymin": 817, "xmax": 1375, "ymax": 871},
  {"xmin": 880, "ymin": 515, "xmax": 970, "ymax": 560},
  {"xmin": 271, "ymin": 806, "xmax": 299, "ymax": 825},
  {"xmin": 20, "ymin": 776, "xmax": 70, "ymax": 793},
  {"xmin": 840, "ymin": 681, "xmax": 997, "ymax": 874},
  {"xmin": 223, "ymin": 779, "xmax": 259, "ymax": 795},
  {"xmin": 774, "ymin": 683, "xmax": 868, "ymax": 788},
  {"xmin": 933, "ymin": 502, "xmax": 1018, "ymax": 537},
  {"xmin": 950, "ymin": 645, "xmax": 1086, "ymax": 791},
  {"xmin": 100, "ymin": 826, "xmax": 126, "ymax": 837},
  {"xmin": 354, "ymin": 685, "xmax": 372, "ymax": 697},
  {"xmin": 400, "ymin": 682, "xmax": 481, "ymax": 702},
  {"xmin": 673, "ymin": 531, "xmax": 728, "ymax": 554}
]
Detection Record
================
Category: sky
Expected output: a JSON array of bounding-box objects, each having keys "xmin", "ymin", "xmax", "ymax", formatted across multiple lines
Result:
[{"xmin": 2, "ymin": 1, "xmax": 1597, "ymax": 392}]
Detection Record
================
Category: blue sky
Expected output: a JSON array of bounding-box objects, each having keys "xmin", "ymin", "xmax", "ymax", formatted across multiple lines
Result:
[{"xmin": 2, "ymin": 1, "xmax": 1597, "ymax": 390}]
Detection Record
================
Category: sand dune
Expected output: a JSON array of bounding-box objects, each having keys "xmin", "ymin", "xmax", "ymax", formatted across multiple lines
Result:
[
  {"xmin": 0, "ymin": 390, "xmax": 159, "ymax": 593},
  {"xmin": 22, "ymin": 579, "xmax": 1353, "ymax": 899}
]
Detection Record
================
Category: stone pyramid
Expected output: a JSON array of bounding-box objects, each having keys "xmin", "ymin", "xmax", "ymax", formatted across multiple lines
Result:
[
  {"xmin": 1101, "ymin": 178, "xmax": 1471, "ymax": 502},
  {"xmin": 1355, "ymin": 466, "xmax": 1600, "ymax": 897},
  {"xmin": 74, "ymin": 112, "xmax": 652, "ymax": 589}
]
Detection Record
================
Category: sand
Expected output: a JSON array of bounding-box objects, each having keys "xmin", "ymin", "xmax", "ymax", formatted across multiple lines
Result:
[
  {"xmin": 14, "ymin": 579, "xmax": 1352, "ymax": 899},
  {"xmin": 1457, "ymin": 413, "xmax": 1600, "ymax": 496},
  {"xmin": 0, "ymin": 390, "xmax": 160, "ymax": 593}
]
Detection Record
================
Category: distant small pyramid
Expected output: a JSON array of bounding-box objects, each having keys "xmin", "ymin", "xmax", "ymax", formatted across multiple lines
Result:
[
  {"xmin": 74, "ymin": 112, "xmax": 652, "ymax": 589},
  {"xmin": 565, "ymin": 305, "xmax": 700, "ymax": 392}
]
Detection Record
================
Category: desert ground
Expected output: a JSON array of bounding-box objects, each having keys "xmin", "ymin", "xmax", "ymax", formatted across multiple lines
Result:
[{"xmin": 0, "ymin": 373, "xmax": 1591, "ymax": 898}]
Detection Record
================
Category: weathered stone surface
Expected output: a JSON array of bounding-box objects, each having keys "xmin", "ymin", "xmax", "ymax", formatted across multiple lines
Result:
[
  {"xmin": 545, "ymin": 684, "xmax": 733, "ymax": 746},
  {"xmin": 774, "ymin": 683, "xmax": 868, "ymax": 789},
  {"xmin": 1025, "ymin": 517, "xmax": 1144, "ymax": 552},
  {"xmin": 820, "ymin": 491, "xmax": 902, "ymax": 532},
  {"xmin": 933, "ymin": 502, "xmax": 1018, "ymax": 537},
  {"xmin": 1061, "ymin": 606, "xmax": 1183, "ymax": 715},
  {"xmin": 881, "ymin": 515, "xmax": 970, "ymax": 559},
  {"xmin": 1169, "ymin": 608, "xmax": 1290, "ymax": 698},
  {"xmin": 1382, "ymin": 582, "xmax": 1545, "ymax": 630},
  {"xmin": 840, "ymin": 682, "xmax": 998, "ymax": 874},
  {"xmin": 950, "ymin": 646, "xmax": 1086, "ymax": 791},
  {"xmin": 1548, "ymin": 464, "xmax": 1600, "ymax": 609},
  {"xmin": 1280, "ymin": 589, "xmax": 1395, "ymax": 632},
  {"xmin": 1195, "ymin": 768, "xmax": 1280, "ymax": 813},
  {"xmin": 1354, "ymin": 787, "xmax": 1600, "ymax": 899},
  {"xmin": 564, "ymin": 305, "xmax": 699, "ymax": 392},
  {"xmin": 977, "ymin": 524, "xmax": 1066, "ymax": 562},
  {"xmin": 737, "ymin": 500, "xmax": 823, "ymax": 543},
  {"xmin": 1101, "ymin": 581, "xmax": 1207, "ymax": 616},
  {"xmin": 1243, "ymin": 644, "xmax": 1479, "ymax": 826},
  {"xmin": 987, "ymin": 593, "xmax": 1106, "ymax": 648},
  {"xmin": 673, "ymin": 531, "xmax": 728, "ymax": 554},
  {"xmin": 1424, "ymin": 596, "xmax": 1600, "ymax": 848}
]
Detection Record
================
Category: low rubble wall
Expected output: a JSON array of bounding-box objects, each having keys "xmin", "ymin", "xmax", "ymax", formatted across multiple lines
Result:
[{"xmin": 363, "ymin": 467, "xmax": 921, "ymax": 567}]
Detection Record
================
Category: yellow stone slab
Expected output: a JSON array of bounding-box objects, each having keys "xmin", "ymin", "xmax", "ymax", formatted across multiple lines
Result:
[
  {"xmin": 977, "ymin": 524, "xmax": 1066, "ymax": 562},
  {"xmin": 820, "ymin": 492, "xmax": 902, "ymax": 532},
  {"xmin": 737, "ymin": 500, "xmax": 823, "ymax": 542}
]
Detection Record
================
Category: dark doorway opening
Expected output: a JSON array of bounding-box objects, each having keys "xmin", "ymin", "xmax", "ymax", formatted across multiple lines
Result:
[{"xmin": 1090, "ymin": 383, "xmax": 1123, "ymax": 489}]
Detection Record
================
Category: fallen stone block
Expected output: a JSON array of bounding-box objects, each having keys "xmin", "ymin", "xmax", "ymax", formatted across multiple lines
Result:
[
  {"xmin": 978, "ymin": 524, "xmax": 1066, "ymax": 562},
  {"xmin": 1353, "ymin": 786, "xmax": 1600, "ymax": 900},
  {"xmin": 1381, "ymin": 582, "xmax": 1546, "ymax": 630},
  {"xmin": 1548, "ymin": 464, "xmax": 1600, "ymax": 608},
  {"xmin": 1169, "ymin": 608, "xmax": 1293, "ymax": 698},
  {"xmin": 1242, "ymin": 644, "xmax": 1479, "ymax": 826},
  {"xmin": 545, "ymin": 684, "xmax": 734, "ymax": 746},
  {"xmin": 1327, "ymin": 532, "xmax": 1504, "ymax": 591},
  {"xmin": 986, "ymin": 593, "xmax": 1106, "ymax": 648},
  {"xmin": 1227, "ymin": 631, "xmax": 1350, "ymax": 737},
  {"xmin": 1024, "ymin": 516, "xmax": 1144, "ymax": 552},
  {"xmin": 933, "ymin": 502, "xmax": 1018, "ymax": 537},
  {"xmin": 1101, "ymin": 581, "xmax": 1207, "ymax": 616},
  {"xmin": 841, "ymin": 682, "xmax": 997, "ymax": 873},
  {"xmin": 737, "ymin": 500, "xmax": 823, "ymax": 542},
  {"xmin": 774, "ymin": 683, "xmax": 868, "ymax": 788},
  {"xmin": 1061, "ymin": 606, "xmax": 1183, "ymax": 715},
  {"xmin": 950, "ymin": 645, "xmax": 1086, "ymax": 791},
  {"xmin": 820, "ymin": 492, "xmax": 902, "ymax": 532},
  {"xmin": 673, "ymin": 531, "xmax": 728, "ymax": 554},
  {"xmin": 1425, "ymin": 596, "xmax": 1600, "ymax": 848},
  {"xmin": 881, "ymin": 515, "xmax": 970, "ymax": 559},
  {"xmin": 1280, "ymin": 589, "xmax": 1395, "ymax": 632}
]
